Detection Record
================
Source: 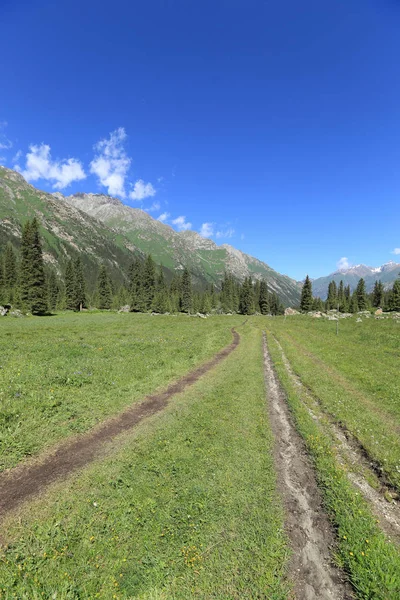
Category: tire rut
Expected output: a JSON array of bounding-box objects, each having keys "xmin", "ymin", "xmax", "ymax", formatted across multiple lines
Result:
[
  {"xmin": 263, "ymin": 333, "xmax": 352, "ymax": 600},
  {"xmin": 273, "ymin": 334, "xmax": 400, "ymax": 546},
  {"xmin": 0, "ymin": 328, "xmax": 240, "ymax": 523}
]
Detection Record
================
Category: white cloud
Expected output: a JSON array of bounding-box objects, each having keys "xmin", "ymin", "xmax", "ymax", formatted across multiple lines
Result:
[
  {"xmin": 216, "ymin": 227, "xmax": 235, "ymax": 239},
  {"xmin": 0, "ymin": 121, "xmax": 12, "ymax": 150},
  {"xmin": 337, "ymin": 257, "xmax": 351, "ymax": 270},
  {"xmin": 157, "ymin": 212, "xmax": 170, "ymax": 222},
  {"xmin": 144, "ymin": 201, "xmax": 160, "ymax": 213},
  {"xmin": 13, "ymin": 150, "xmax": 22, "ymax": 163},
  {"xmin": 391, "ymin": 248, "xmax": 400, "ymax": 255},
  {"xmin": 199, "ymin": 222, "xmax": 214, "ymax": 238},
  {"xmin": 90, "ymin": 128, "xmax": 131, "ymax": 198},
  {"xmin": 172, "ymin": 215, "xmax": 192, "ymax": 231},
  {"xmin": 16, "ymin": 143, "xmax": 86, "ymax": 189},
  {"xmin": 129, "ymin": 179, "xmax": 156, "ymax": 201}
]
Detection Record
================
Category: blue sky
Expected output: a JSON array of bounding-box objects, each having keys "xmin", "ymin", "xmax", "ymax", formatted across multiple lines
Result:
[{"xmin": 1, "ymin": 0, "xmax": 400, "ymax": 280}]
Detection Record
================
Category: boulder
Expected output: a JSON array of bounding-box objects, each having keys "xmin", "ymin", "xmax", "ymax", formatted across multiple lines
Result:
[
  {"xmin": 118, "ymin": 305, "xmax": 130, "ymax": 313},
  {"xmin": 284, "ymin": 307, "xmax": 299, "ymax": 316}
]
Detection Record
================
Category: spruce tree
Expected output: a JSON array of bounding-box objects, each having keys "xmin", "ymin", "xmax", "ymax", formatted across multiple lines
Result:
[
  {"xmin": 259, "ymin": 280, "xmax": 270, "ymax": 315},
  {"xmin": 4, "ymin": 242, "xmax": 17, "ymax": 292},
  {"xmin": 326, "ymin": 280, "xmax": 338, "ymax": 310},
  {"xmin": 180, "ymin": 267, "xmax": 192, "ymax": 313},
  {"xmin": 356, "ymin": 278, "xmax": 368, "ymax": 311},
  {"xmin": 47, "ymin": 270, "xmax": 59, "ymax": 311},
  {"xmin": 74, "ymin": 256, "xmax": 87, "ymax": 310},
  {"xmin": 0, "ymin": 255, "xmax": 4, "ymax": 303},
  {"xmin": 389, "ymin": 279, "xmax": 400, "ymax": 311},
  {"xmin": 350, "ymin": 292, "xmax": 359, "ymax": 313},
  {"xmin": 65, "ymin": 259, "xmax": 78, "ymax": 310},
  {"xmin": 372, "ymin": 280, "xmax": 384, "ymax": 308},
  {"xmin": 129, "ymin": 258, "xmax": 146, "ymax": 312},
  {"xmin": 152, "ymin": 267, "xmax": 169, "ymax": 313},
  {"xmin": 20, "ymin": 219, "xmax": 47, "ymax": 315},
  {"xmin": 200, "ymin": 291, "xmax": 212, "ymax": 314},
  {"xmin": 97, "ymin": 264, "xmax": 112, "ymax": 309},
  {"xmin": 239, "ymin": 277, "xmax": 255, "ymax": 315},
  {"xmin": 143, "ymin": 254, "xmax": 156, "ymax": 311},
  {"xmin": 300, "ymin": 275, "xmax": 313, "ymax": 312}
]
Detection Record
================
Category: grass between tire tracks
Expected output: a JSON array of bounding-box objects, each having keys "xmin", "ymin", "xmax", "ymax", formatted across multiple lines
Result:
[
  {"xmin": 266, "ymin": 316, "xmax": 400, "ymax": 491},
  {"xmin": 0, "ymin": 323, "xmax": 290, "ymax": 599},
  {"xmin": 266, "ymin": 329, "xmax": 400, "ymax": 599}
]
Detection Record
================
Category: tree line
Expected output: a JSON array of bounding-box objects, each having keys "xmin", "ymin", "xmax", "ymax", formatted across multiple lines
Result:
[
  {"xmin": 0, "ymin": 219, "xmax": 284, "ymax": 316},
  {"xmin": 300, "ymin": 275, "xmax": 400, "ymax": 313}
]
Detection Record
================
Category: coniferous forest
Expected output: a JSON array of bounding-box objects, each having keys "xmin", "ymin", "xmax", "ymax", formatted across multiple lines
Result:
[
  {"xmin": 0, "ymin": 220, "xmax": 285, "ymax": 316},
  {"xmin": 300, "ymin": 274, "xmax": 400, "ymax": 313}
]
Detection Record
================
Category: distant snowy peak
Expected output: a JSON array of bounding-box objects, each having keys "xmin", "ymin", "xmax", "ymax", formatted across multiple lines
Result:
[
  {"xmin": 312, "ymin": 260, "xmax": 400, "ymax": 299},
  {"xmin": 334, "ymin": 261, "xmax": 400, "ymax": 277}
]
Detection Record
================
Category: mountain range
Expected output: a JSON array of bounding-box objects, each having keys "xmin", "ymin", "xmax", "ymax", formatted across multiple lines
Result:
[
  {"xmin": 0, "ymin": 166, "xmax": 300, "ymax": 305},
  {"xmin": 311, "ymin": 262, "xmax": 400, "ymax": 299}
]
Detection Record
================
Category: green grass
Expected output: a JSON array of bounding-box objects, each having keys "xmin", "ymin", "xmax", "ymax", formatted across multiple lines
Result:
[
  {"xmin": 266, "ymin": 329, "xmax": 400, "ymax": 599},
  {"xmin": 265, "ymin": 316, "xmax": 400, "ymax": 490},
  {"xmin": 0, "ymin": 312, "xmax": 239, "ymax": 471},
  {"xmin": 0, "ymin": 323, "xmax": 290, "ymax": 600}
]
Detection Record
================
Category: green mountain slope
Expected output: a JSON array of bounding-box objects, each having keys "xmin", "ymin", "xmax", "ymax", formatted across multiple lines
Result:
[
  {"xmin": 0, "ymin": 167, "xmax": 138, "ymax": 287},
  {"xmin": 64, "ymin": 192, "xmax": 301, "ymax": 305},
  {"xmin": 0, "ymin": 167, "xmax": 301, "ymax": 305}
]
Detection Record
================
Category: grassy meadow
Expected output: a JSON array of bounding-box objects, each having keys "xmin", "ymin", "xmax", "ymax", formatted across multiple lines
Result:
[
  {"xmin": 265, "ymin": 315, "xmax": 400, "ymax": 490},
  {"xmin": 1, "ymin": 312, "xmax": 400, "ymax": 598},
  {"xmin": 0, "ymin": 319, "xmax": 290, "ymax": 599},
  {"xmin": 0, "ymin": 312, "xmax": 237, "ymax": 471},
  {"xmin": 264, "ymin": 315, "xmax": 400, "ymax": 599}
]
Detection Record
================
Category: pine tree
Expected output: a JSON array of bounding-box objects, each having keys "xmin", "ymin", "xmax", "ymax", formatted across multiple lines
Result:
[
  {"xmin": 4, "ymin": 242, "xmax": 17, "ymax": 290},
  {"xmin": 47, "ymin": 270, "xmax": 59, "ymax": 311},
  {"xmin": 129, "ymin": 258, "xmax": 146, "ymax": 312},
  {"xmin": 259, "ymin": 280, "xmax": 270, "ymax": 315},
  {"xmin": 312, "ymin": 297, "xmax": 324, "ymax": 311},
  {"xmin": 372, "ymin": 280, "xmax": 384, "ymax": 308},
  {"xmin": 350, "ymin": 292, "xmax": 359, "ymax": 313},
  {"xmin": 300, "ymin": 275, "xmax": 313, "ymax": 312},
  {"xmin": 65, "ymin": 259, "xmax": 78, "ymax": 310},
  {"xmin": 356, "ymin": 278, "xmax": 368, "ymax": 311},
  {"xmin": 239, "ymin": 277, "xmax": 255, "ymax": 315},
  {"xmin": 337, "ymin": 280, "xmax": 345, "ymax": 311},
  {"xmin": 326, "ymin": 280, "xmax": 338, "ymax": 310},
  {"xmin": 19, "ymin": 218, "xmax": 47, "ymax": 315},
  {"xmin": 200, "ymin": 291, "xmax": 212, "ymax": 314},
  {"xmin": 180, "ymin": 267, "xmax": 192, "ymax": 313},
  {"xmin": 74, "ymin": 256, "xmax": 87, "ymax": 310},
  {"xmin": 388, "ymin": 278, "xmax": 400, "ymax": 311},
  {"xmin": 152, "ymin": 267, "xmax": 169, "ymax": 313},
  {"xmin": 0, "ymin": 255, "xmax": 4, "ymax": 303},
  {"xmin": 97, "ymin": 264, "xmax": 112, "ymax": 309},
  {"xmin": 143, "ymin": 254, "xmax": 156, "ymax": 311}
]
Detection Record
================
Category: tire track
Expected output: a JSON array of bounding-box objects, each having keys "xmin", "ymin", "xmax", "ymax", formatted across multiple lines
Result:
[
  {"xmin": 0, "ymin": 328, "xmax": 240, "ymax": 522},
  {"xmin": 263, "ymin": 333, "xmax": 352, "ymax": 600},
  {"xmin": 273, "ymin": 334, "xmax": 400, "ymax": 546}
]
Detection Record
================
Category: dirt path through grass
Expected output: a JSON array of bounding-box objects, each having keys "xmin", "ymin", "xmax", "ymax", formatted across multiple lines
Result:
[
  {"xmin": 273, "ymin": 334, "xmax": 400, "ymax": 546},
  {"xmin": 0, "ymin": 328, "xmax": 240, "ymax": 522},
  {"xmin": 263, "ymin": 333, "xmax": 352, "ymax": 600}
]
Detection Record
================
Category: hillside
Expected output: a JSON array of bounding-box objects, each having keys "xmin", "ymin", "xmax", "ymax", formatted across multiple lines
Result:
[
  {"xmin": 64, "ymin": 191, "xmax": 300, "ymax": 304},
  {"xmin": 311, "ymin": 262, "xmax": 400, "ymax": 299},
  {"xmin": 0, "ymin": 167, "xmax": 300, "ymax": 304},
  {"xmin": 0, "ymin": 167, "xmax": 139, "ymax": 287}
]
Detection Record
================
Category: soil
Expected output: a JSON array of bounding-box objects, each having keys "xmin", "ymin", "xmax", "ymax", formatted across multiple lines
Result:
[
  {"xmin": 263, "ymin": 333, "xmax": 353, "ymax": 600},
  {"xmin": 0, "ymin": 328, "xmax": 240, "ymax": 521}
]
